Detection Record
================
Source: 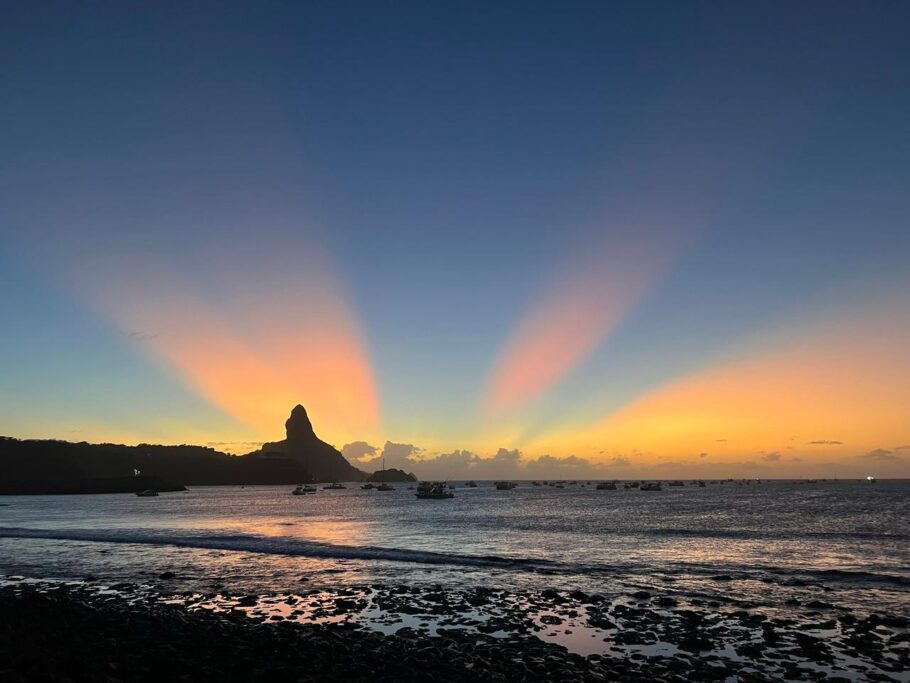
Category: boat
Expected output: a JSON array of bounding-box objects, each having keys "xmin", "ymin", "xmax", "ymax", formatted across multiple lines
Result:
[
  {"xmin": 135, "ymin": 489, "xmax": 159, "ymax": 497},
  {"xmin": 377, "ymin": 482, "xmax": 395, "ymax": 491},
  {"xmin": 640, "ymin": 482, "xmax": 663, "ymax": 491},
  {"xmin": 595, "ymin": 481, "xmax": 617, "ymax": 490},
  {"xmin": 494, "ymin": 481, "xmax": 516, "ymax": 490},
  {"xmin": 292, "ymin": 485, "xmax": 305, "ymax": 495},
  {"xmin": 465, "ymin": 480, "xmax": 478, "ymax": 488},
  {"xmin": 361, "ymin": 483, "xmax": 375, "ymax": 490},
  {"xmin": 322, "ymin": 482, "xmax": 347, "ymax": 490},
  {"xmin": 415, "ymin": 482, "xmax": 454, "ymax": 499},
  {"xmin": 867, "ymin": 475, "xmax": 877, "ymax": 483}
]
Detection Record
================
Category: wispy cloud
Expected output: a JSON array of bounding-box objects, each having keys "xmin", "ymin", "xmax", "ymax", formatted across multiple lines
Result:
[
  {"xmin": 859, "ymin": 448, "xmax": 897, "ymax": 460},
  {"xmin": 806, "ymin": 440, "xmax": 843, "ymax": 445},
  {"xmin": 762, "ymin": 451, "xmax": 781, "ymax": 462}
]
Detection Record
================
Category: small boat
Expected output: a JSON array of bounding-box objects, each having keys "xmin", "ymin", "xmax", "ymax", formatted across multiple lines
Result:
[
  {"xmin": 415, "ymin": 482, "xmax": 454, "ymax": 499},
  {"xmin": 494, "ymin": 481, "xmax": 516, "ymax": 490},
  {"xmin": 640, "ymin": 482, "xmax": 662, "ymax": 491},
  {"xmin": 323, "ymin": 482, "xmax": 347, "ymax": 490},
  {"xmin": 596, "ymin": 481, "xmax": 617, "ymax": 490},
  {"xmin": 135, "ymin": 489, "xmax": 159, "ymax": 497},
  {"xmin": 361, "ymin": 483, "xmax": 375, "ymax": 490},
  {"xmin": 465, "ymin": 480, "xmax": 478, "ymax": 488},
  {"xmin": 867, "ymin": 475, "xmax": 877, "ymax": 483},
  {"xmin": 377, "ymin": 483, "xmax": 395, "ymax": 491}
]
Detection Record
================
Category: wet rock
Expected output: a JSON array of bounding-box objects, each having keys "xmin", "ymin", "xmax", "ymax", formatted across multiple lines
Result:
[
  {"xmin": 541, "ymin": 589, "xmax": 566, "ymax": 604},
  {"xmin": 805, "ymin": 600, "xmax": 834, "ymax": 609},
  {"xmin": 678, "ymin": 634, "xmax": 714, "ymax": 652}
]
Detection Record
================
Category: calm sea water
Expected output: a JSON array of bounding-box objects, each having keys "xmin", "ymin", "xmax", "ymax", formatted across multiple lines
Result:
[{"xmin": 2, "ymin": 480, "xmax": 908, "ymax": 613}]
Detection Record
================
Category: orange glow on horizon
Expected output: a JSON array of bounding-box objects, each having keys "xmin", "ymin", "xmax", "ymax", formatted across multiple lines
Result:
[
  {"xmin": 528, "ymin": 305, "xmax": 910, "ymax": 470},
  {"xmin": 70, "ymin": 250, "xmax": 380, "ymax": 443}
]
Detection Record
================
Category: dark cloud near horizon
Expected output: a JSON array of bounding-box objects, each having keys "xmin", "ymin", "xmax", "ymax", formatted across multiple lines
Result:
[
  {"xmin": 806, "ymin": 440, "xmax": 843, "ymax": 445},
  {"xmin": 762, "ymin": 451, "xmax": 781, "ymax": 462},
  {"xmin": 859, "ymin": 448, "xmax": 897, "ymax": 460},
  {"xmin": 341, "ymin": 441, "xmax": 378, "ymax": 461},
  {"xmin": 355, "ymin": 444, "xmax": 618, "ymax": 479}
]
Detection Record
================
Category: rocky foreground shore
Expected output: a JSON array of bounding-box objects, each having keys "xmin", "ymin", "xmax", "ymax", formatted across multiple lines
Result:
[{"xmin": 1, "ymin": 580, "xmax": 908, "ymax": 682}]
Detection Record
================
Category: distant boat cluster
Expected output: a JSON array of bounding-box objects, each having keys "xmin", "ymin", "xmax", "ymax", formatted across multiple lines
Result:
[{"xmin": 126, "ymin": 474, "xmax": 884, "ymax": 502}]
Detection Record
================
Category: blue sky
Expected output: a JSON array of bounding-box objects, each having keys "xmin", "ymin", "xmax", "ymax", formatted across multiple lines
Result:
[{"xmin": 1, "ymin": 2, "xmax": 908, "ymax": 474}]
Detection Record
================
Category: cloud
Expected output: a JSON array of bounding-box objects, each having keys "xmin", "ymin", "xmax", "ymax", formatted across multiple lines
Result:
[
  {"xmin": 791, "ymin": 457, "xmax": 802, "ymax": 462},
  {"xmin": 894, "ymin": 445, "xmax": 910, "ymax": 451},
  {"xmin": 859, "ymin": 448, "xmax": 896, "ymax": 460},
  {"xmin": 359, "ymin": 441, "xmax": 425, "ymax": 469},
  {"xmin": 341, "ymin": 441, "xmax": 378, "ymax": 461},
  {"xmin": 715, "ymin": 439, "xmax": 727, "ymax": 443},
  {"xmin": 762, "ymin": 451, "xmax": 781, "ymax": 462},
  {"xmin": 381, "ymin": 441, "xmax": 423, "ymax": 460},
  {"xmin": 121, "ymin": 329, "xmax": 160, "ymax": 342},
  {"xmin": 699, "ymin": 452, "xmax": 709, "ymax": 458},
  {"xmin": 806, "ymin": 440, "xmax": 843, "ymax": 446},
  {"xmin": 359, "ymin": 444, "xmax": 616, "ymax": 479}
]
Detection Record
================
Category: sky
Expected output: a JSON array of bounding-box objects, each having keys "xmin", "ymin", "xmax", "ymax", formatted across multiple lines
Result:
[{"xmin": 1, "ymin": 1, "xmax": 908, "ymax": 478}]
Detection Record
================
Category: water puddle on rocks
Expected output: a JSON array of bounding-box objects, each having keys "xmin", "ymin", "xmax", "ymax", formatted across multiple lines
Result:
[{"xmin": 4, "ymin": 576, "xmax": 909, "ymax": 682}]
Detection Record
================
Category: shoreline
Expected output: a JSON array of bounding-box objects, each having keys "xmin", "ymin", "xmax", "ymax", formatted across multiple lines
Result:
[{"xmin": 2, "ymin": 576, "xmax": 907, "ymax": 682}]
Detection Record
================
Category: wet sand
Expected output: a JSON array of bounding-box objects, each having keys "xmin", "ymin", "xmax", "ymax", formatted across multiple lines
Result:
[{"xmin": 2, "ymin": 577, "xmax": 907, "ymax": 682}]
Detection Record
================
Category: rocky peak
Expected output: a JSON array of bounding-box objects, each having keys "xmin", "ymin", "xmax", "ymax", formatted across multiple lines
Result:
[{"xmin": 285, "ymin": 404, "xmax": 315, "ymax": 442}]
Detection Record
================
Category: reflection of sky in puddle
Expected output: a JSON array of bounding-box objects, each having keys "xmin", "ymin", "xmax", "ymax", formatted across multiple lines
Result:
[{"xmin": 5, "ymin": 577, "xmax": 907, "ymax": 682}]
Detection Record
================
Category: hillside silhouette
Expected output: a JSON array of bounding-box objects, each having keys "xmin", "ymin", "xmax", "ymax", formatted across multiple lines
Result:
[{"xmin": 0, "ymin": 405, "xmax": 366, "ymax": 494}]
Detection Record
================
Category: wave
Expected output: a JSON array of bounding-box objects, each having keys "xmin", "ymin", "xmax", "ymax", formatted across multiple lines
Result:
[
  {"xmin": 0, "ymin": 526, "xmax": 557, "ymax": 571},
  {"xmin": 636, "ymin": 527, "xmax": 910, "ymax": 542},
  {"xmin": 3, "ymin": 526, "xmax": 908, "ymax": 589}
]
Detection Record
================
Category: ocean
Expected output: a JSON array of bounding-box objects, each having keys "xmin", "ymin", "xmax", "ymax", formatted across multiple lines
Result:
[{"xmin": 2, "ymin": 479, "xmax": 908, "ymax": 614}]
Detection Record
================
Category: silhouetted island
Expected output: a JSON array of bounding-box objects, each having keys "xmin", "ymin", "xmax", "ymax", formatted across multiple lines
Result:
[
  {"xmin": 0, "ymin": 405, "xmax": 367, "ymax": 494},
  {"xmin": 366, "ymin": 468, "xmax": 417, "ymax": 483}
]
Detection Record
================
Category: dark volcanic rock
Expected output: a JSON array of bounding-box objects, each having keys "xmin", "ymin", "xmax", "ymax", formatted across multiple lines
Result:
[
  {"xmin": 251, "ymin": 405, "xmax": 365, "ymax": 483},
  {"xmin": 0, "ymin": 404, "xmax": 366, "ymax": 492},
  {"xmin": 366, "ymin": 468, "xmax": 417, "ymax": 483}
]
